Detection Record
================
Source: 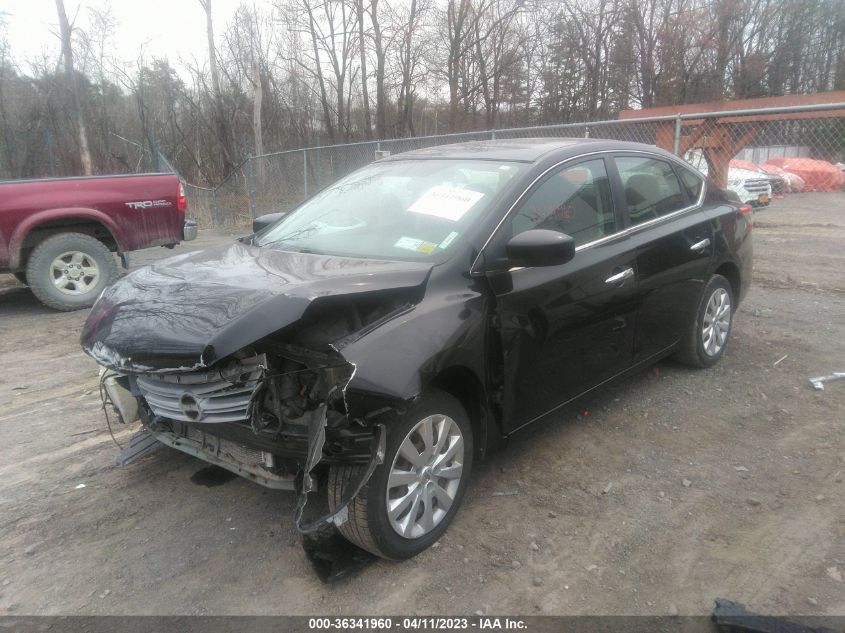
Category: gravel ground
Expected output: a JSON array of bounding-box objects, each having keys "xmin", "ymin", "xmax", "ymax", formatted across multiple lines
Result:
[{"xmin": 0, "ymin": 193, "xmax": 843, "ymax": 616}]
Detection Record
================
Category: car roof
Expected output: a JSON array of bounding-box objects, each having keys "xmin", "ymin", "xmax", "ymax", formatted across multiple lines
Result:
[{"xmin": 382, "ymin": 137, "xmax": 671, "ymax": 163}]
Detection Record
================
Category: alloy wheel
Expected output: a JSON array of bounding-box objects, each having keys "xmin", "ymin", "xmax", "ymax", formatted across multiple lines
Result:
[
  {"xmin": 386, "ymin": 414, "xmax": 464, "ymax": 539},
  {"xmin": 702, "ymin": 287, "xmax": 731, "ymax": 356},
  {"xmin": 50, "ymin": 251, "xmax": 100, "ymax": 295}
]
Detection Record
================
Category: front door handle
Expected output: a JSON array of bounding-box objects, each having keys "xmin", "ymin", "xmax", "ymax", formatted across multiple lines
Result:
[
  {"xmin": 690, "ymin": 238, "xmax": 711, "ymax": 252},
  {"xmin": 605, "ymin": 267, "xmax": 635, "ymax": 285}
]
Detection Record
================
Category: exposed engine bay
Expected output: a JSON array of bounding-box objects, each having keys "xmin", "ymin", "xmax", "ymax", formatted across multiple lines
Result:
[{"xmin": 100, "ymin": 292, "xmax": 413, "ymax": 533}]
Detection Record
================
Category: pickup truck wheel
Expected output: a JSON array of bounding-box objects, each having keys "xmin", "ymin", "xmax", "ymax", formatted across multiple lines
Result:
[
  {"xmin": 26, "ymin": 233, "xmax": 118, "ymax": 311},
  {"xmin": 328, "ymin": 389, "xmax": 473, "ymax": 560},
  {"xmin": 674, "ymin": 274, "xmax": 733, "ymax": 368}
]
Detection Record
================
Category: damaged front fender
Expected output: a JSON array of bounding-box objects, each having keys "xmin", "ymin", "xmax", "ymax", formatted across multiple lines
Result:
[
  {"xmin": 84, "ymin": 240, "xmax": 493, "ymax": 536},
  {"xmin": 81, "ymin": 241, "xmax": 432, "ymax": 373}
]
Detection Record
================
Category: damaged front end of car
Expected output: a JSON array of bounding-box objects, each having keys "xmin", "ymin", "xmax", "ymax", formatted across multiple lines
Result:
[
  {"xmin": 82, "ymin": 242, "xmax": 432, "ymax": 535},
  {"xmin": 104, "ymin": 340, "xmax": 386, "ymax": 532}
]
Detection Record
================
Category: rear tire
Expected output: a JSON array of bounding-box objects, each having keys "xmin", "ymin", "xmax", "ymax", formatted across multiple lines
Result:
[
  {"xmin": 674, "ymin": 274, "xmax": 734, "ymax": 368},
  {"xmin": 25, "ymin": 233, "xmax": 118, "ymax": 311},
  {"xmin": 328, "ymin": 389, "xmax": 473, "ymax": 559}
]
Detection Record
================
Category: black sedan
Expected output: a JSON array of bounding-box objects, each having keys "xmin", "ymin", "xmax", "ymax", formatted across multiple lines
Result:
[{"xmin": 81, "ymin": 139, "xmax": 752, "ymax": 560}]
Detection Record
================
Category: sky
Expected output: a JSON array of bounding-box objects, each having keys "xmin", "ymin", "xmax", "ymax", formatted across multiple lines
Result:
[{"xmin": 4, "ymin": 0, "xmax": 250, "ymax": 74}]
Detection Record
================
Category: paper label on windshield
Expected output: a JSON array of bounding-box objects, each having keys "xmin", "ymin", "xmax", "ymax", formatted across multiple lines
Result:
[
  {"xmin": 439, "ymin": 231, "xmax": 459, "ymax": 249},
  {"xmin": 394, "ymin": 237, "xmax": 437, "ymax": 254},
  {"xmin": 408, "ymin": 185, "xmax": 484, "ymax": 222},
  {"xmin": 394, "ymin": 237, "xmax": 424, "ymax": 251}
]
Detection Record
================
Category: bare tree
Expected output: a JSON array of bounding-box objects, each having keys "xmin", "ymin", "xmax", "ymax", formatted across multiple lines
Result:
[
  {"xmin": 391, "ymin": 0, "xmax": 427, "ymax": 136},
  {"xmin": 198, "ymin": 0, "xmax": 234, "ymax": 174},
  {"xmin": 224, "ymin": 6, "xmax": 273, "ymax": 160},
  {"xmin": 370, "ymin": 0, "xmax": 388, "ymax": 138},
  {"xmin": 472, "ymin": 0, "xmax": 523, "ymax": 129},
  {"xmin": 356, "ymin": 0, "xmax": 373, "ymax": 138},
  {"xmin": 284, "ymin": 0, "xmax": 358, "ymax": 143},
  {"xmin": 54, "ymin": 0, "xmax": 94, "ymax": 174},
  {"xmin": 1, "ymin": 0, "xmax": 844, "ymax": 184}
]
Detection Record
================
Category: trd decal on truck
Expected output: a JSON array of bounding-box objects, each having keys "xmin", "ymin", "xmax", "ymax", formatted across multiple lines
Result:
[{"xmin": 125, "ymin": 200, "xmax": 171, "ymax": 210}]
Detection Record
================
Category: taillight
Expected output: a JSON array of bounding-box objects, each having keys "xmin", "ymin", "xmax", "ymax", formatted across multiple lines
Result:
[
  {"xmin": 177, "ymin": 182, "xmax": 187, "ymax": 212},
  {"xmin": 738, "ymin": 203, "xmax": 753, "ymax": 229}
]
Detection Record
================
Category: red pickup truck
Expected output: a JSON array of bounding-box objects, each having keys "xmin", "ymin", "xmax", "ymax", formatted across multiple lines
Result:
[{"xmin": 0, "ymin": 173, "xmax": 196, "ymax": 310}]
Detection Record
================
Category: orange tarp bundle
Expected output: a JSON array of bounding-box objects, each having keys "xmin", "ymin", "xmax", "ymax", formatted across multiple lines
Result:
[
  {"xmin": 758, "ymin": 163, "xmax": 806, "ymax": 192},
  {"xmin": 764, "ymin": 158, "xmax": 845, "ymax": 192}
]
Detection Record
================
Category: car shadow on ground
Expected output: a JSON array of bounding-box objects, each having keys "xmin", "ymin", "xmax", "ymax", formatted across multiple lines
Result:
[
  {"xmin": 0, "ymin": 284, "xmax": 63, "ymax": 317},
  {"xmin": 470, "ymin": 356, "xmax": 703, "ymax": 483},
  {"xmin": 117, "ymin": 434, "xmax": 376, "ymax": 584}
]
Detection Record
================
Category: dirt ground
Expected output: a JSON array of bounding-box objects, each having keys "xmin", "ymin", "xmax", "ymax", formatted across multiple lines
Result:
[{"xmin": 0, "ymin": 193, "xmax": 843, "ymax": 616}]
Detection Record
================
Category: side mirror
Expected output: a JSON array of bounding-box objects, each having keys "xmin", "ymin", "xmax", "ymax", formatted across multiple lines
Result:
[
  {"xmin": 252, "ymin": 212, "xmax": 287, "ymax": 234},
  {"xmin": 506, "ymin": 229, "xmax": 575, "ymax": 268}
]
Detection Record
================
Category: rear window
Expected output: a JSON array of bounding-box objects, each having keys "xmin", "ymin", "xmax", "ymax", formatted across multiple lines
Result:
[
  {"xmin": 678, "ymin": 166, "xmax": 704, "ymax": 202},
  {"xmin": 616, "ymin": 156, "xmax": 686, "ymax": 225}
]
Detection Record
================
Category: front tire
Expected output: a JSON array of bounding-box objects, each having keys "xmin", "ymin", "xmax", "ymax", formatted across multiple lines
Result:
[
  {"xmin": 328, "ymin": 389, "xmax": 473, "ymax": 559},
  {"xmin": 675, "ymin": 274, "xmax": 734, "ymax": 368},
  {"xmin": 25, "ymin": 232, "xmax": 118, "ymax": 311}
]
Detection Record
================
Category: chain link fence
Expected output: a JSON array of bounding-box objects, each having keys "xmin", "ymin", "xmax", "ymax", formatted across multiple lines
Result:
[{"xmin": 171, "ymin": 103, "xmax": 845, "ymax": 228}]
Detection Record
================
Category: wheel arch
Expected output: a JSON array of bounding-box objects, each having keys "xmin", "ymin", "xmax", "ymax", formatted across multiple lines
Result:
[
  {"xmin": 713, "ymin": 260, "xmax": 741, "ymax": 303},
  {"xmin": 8, "ymin": 209, "xmax": 124, "ymax": 270},
  {"xmin": 427, "ymin": 364, "xmax": 500, "ymax": 461}
]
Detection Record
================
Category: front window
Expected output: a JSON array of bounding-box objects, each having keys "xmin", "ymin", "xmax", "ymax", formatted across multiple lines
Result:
[
  {"xmin": 257, "ymin": 159, "xmax": 524, "ymax": 260},
  {"xmin": 508, "ymin": 158, "xmax": 616, "ymax": 247}
]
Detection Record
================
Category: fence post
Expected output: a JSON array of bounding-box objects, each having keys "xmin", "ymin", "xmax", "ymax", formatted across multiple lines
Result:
[
  {"xmin": 584, "ymin": 124, "xmax": 591, "ymax": 138},
  {"xmin": 211, "ymin": 190, "xmax": 221, "ymax": 227},
  {"xmin": 673, "ymin": 115, "xmax": 682, "ymax": 155},
  {"xmin": 246, "ymin": 156, "xmax": 257, "ymax": 219},
  {"xmin": 303, "ymin": 149, "xmax": 309, "ymax": 200}
]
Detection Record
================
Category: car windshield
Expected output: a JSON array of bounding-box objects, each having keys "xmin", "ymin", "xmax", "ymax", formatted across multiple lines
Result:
[{"xmin": 257, "ymin": 159, "xmax": 524, "ymax": 260}]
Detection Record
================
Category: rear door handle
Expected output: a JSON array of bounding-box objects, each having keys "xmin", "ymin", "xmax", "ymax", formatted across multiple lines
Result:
[
  {"xmin": 690, "ymin": 238, "xmax": 711, "ymax": 252},
  {"xmin": 605, "ymin": 267, "xmax": 635, "ymax": 285}
]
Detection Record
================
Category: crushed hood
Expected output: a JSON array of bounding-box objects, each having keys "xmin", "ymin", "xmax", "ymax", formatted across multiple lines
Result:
[{"xmin": 81, "ymin": 241, "xmax": 432, "ymax": 372}]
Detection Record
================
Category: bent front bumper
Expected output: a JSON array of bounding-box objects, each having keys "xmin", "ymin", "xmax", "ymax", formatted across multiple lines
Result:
[
  {"xmin": 103, "ymin": 355, "xmax": 385, "ymax": 532},
  {"xmin": 148, "ymin": 422, "xmax": 296, "ymax": 490}
]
